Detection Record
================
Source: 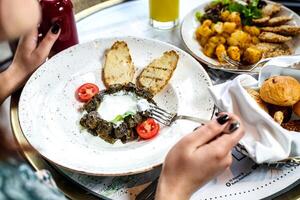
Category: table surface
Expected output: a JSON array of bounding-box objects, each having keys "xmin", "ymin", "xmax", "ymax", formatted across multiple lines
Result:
[{"xmin": 6, "ymin": 0, "xmax": 300, "ymax": 199}]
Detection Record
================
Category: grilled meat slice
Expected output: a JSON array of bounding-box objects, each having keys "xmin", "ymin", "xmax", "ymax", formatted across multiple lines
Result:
[
  {"xmin": 262, "ymin": 3, "xmax": 281, "ymax": 17},
  {"xmin": 267, "ymin": 16, "xmax": 292, "ymax": 26},
  {"xmin": 258, "ymin": 32, "xmax": 292, "ymax": 43},
  {"xmin": 255, "ymin": 42, "xmax": 292, "ymax": 57},
  {"xmin": 261, "ymin": 25, "xmax": 300, "ymax": 36},
  {"xmin": 252, "ymin": 16, "xmax": 270, "ymax": 25}
]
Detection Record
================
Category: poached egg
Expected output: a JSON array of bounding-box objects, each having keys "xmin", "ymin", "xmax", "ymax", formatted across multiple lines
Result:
[{"xmin": 97, "ymin": 91, "xmax": 139, "ymax": 122}]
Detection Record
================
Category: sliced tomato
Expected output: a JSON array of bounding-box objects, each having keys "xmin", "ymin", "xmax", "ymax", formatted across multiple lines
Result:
[
  {"xmin": 76, "ymin": 83, "xmax": 99, "ymax": 102},
  {"xmin": 136, "ymin": 118, "xmax": 160, "ymax": 139}
]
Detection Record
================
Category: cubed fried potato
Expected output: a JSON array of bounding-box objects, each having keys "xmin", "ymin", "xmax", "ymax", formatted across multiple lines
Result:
[
  {"xmin": 218, "ymin": 36, "xmax": 226, "ymax": 44},
  {"xmin": 243, "ymin": 47, "xmax": 262, "ymax": 64},
  {"xmin": 227, "ymin": 46, "xmax": 241, "ymax": 61},
  {"xmin": 208, "ymin": 36, "xmax": 220, "ymax": 44},
  {"xmin": 223, "ymin": 22, "xmax": 237, "ymax": 34},
  {"xmin": 195, "ymin": 25, "xmax": 202, "ymax": 39},
  {"xmin": 221, "ymin": 10, "xmax": 230, "ymax": 22},
  {"xmin": 198, "ymin": 36, "xmax": 209, "ymax": 47},
  {"xmin": 243, "ymin": 26, "xmax": 260, "ymax": 36},
  {"xmin": 215, "ymin": 44, "xmax": 227, "ymax": 62},
  {"xmin": 227, "ymin": 37, "xmax": 238, "ymax": 46},
  {"xmin": 202, "ymin": 19, "xmax": 212, "ymax": 27},
  {"xmin": 251, "ymin": 36, "xmax": 260, "ymax": 44},
  {"xmin": 204, "ymin": 42, "xmax": 217, "ymax": 57},
  {"xmin": 212, "ymin": 22, "xmax": 224, "ymax": 34},
  {"xmin": 228, "ymin": 30, "xmax": 252, "ymax": 49},
  {"xmin": 208, "ymin": 35, "xmax": 226, "ymax": 45},
  {"xmin": 227, "ymin": 12, "xmax": 242, "ymax": 26},
  {"xmin": 221, "ymin": 32, "xmax": 231, "ymax": 39},
  {"xmin": 196, "ymin": 25, "xmax": 214, "ymax": 38}
]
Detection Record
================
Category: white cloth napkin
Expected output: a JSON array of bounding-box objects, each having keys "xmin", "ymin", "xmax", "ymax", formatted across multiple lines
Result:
[{"xmin": 208, "ymin": 74, "xmax": 300, "ymax": 164}]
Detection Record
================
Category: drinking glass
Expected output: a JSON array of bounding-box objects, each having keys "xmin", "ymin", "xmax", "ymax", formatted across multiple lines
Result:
[{"xmin": 149, "ymin": 0, "xmax": 179, "ymax": 29}]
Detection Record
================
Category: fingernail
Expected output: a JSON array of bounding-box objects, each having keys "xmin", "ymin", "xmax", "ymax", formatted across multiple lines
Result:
[
  {"xmin": 51, "ymin": 23, "xmax": 60, "ymax": 34},
  {"xmin": 229, "ymin": 122, "xmax": 240, "ymax": 133},
  {"xmin": 193, "ymin": 124, "xmax": 204, "ymax": 131},
  {"xmin": 215, "ymin": 112, "xmax": 220, "ymax": 116},
  {"xmin": 217, "ymin": 114, "xmax": 230, "ymax": 125}
]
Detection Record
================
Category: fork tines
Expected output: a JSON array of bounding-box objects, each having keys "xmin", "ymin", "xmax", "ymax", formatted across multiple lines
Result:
[
  {"xmin": 223, "ymin": 55, "xmax": 242, "ymax": 68},
  {"xmin": 149, "ymin": 104, "xmax": 175, "ymax": 126}
]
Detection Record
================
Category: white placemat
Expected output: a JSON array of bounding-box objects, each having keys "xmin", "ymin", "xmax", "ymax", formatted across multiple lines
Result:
[{"xmin": 57, "ymin": 147, "xmax": 300, "ymax": 200}]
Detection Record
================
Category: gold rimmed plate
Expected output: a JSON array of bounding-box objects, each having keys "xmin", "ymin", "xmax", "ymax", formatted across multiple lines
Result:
[{"xmin": 18, "ymin": 36, "xmax": 214, "ymax": 176}]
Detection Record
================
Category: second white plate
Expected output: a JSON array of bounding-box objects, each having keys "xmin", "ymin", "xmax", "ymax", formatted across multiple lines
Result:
[{"xmin": 181, "ymin": 0, "xmax": 300, "ymax": 73}]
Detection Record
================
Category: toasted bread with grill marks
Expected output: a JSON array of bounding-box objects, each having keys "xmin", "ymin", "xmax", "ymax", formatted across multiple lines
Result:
[
  {"xmin": 103, "ymin": 41, "xmax": 135, "ymax": 87},
  {"xmin": 137, "ymin": 51, "xmax": 179, "ymax": 95}
]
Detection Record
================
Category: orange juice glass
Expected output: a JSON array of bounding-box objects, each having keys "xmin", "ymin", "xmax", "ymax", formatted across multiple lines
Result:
[{"xmin": 149, "ymin": 0, "xmax": 179, "ymax": 29}]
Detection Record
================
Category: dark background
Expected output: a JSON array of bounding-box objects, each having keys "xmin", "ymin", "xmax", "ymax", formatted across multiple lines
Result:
[{"xmin": 274, "ymin": 0, "xmax": 300, "ymax": 13}]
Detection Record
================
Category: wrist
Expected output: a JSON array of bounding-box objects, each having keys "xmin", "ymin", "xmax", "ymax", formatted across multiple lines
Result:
[
  {"xmin": 3, "ymin": 62, "xmax": 27, "ymax": 96},
  {"xmin": 155, "ymin": 175, "xmax": 192, "ymax": 200},
  {"xmin": 6, "ymin": 61, "xmax": 28, "ymax": 91},
  {"xmin": 0, "ymin": 65, "xmax": 15, "ymax": 103}
]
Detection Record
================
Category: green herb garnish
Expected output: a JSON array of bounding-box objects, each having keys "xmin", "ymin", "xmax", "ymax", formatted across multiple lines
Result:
[
  {"xmin": 195, "ymin": 11, "xmax": 203, "ymax": 22},
  {"xmin": 198, "ymin": 0, "xmax": 263, "ymax": 25},
  {"xmin": 111, "ymin": 111, "xmax": 135, "ymax": 124},
  {"xmin": 227, "ymin": 0, "xmax": 262, "ymax": 25}
]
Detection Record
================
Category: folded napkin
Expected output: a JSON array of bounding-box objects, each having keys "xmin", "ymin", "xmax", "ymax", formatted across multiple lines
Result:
[{"xmin": 208, "ymin": 74, "xmax": 300, "ymax": 164}]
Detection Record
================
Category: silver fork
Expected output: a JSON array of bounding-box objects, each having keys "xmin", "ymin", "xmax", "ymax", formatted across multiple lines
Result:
[
  {"xmin": 222, "ymin": 55, "xmax": 271, "ymax": 72},
  {"xmin": 147, "ymin": 104, "xmax": 210, "ymax": 126}
]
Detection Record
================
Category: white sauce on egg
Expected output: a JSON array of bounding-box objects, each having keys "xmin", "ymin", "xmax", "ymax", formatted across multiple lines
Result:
[{"xmin": 97, "ymin": 92, "xmax": 139, "ymax": 122}]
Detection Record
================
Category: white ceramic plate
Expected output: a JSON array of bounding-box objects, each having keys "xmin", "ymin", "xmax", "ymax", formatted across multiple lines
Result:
[
  {"xmin": 181, "ymin": 0, "xmax": 300, "ymax": 73},
  {"xmin": 19, "ymin": 37, "xmax": 214, "ymax": 176}
]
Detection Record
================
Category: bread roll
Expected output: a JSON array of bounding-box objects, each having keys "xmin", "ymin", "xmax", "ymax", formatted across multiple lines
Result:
[
  {"xmin": 245, "ymin": 88, "xmax": 268, "ymax": 112},
  {"xmin": 293, "ymin": 101, "xmax": 300, "ymax": 117},
  {"xmin": 260, "ymin": 76, "xmax": 300, "ymax": 106}
]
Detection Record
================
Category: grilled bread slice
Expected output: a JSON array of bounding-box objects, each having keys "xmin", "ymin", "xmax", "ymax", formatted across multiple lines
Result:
[
  {"xmin": 137, "ymin": 50, "xmax": 179, "ymax": 95},
  {"xmin": 103, "ymin": 41, "xmax": 135, "ymax": 87}
]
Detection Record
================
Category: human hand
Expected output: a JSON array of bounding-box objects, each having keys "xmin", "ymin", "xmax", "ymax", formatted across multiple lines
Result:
[
  {"xmin": 0, "ymin": 0, "xmax": 41, "ymax": 40},
  {"xmin": 0, "ymin": 25, "xmax": 60, "ymax": 103},
  {"xmin": 155, "ymin": 113, "xmax": 244, "ymax": 200}
]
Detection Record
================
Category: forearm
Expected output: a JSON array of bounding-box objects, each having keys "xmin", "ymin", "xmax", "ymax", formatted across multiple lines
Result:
[
  {"xmin": 155, "ymin": 175, "xmax": 192, "ymax": 200},
  {"xmin": 0, "ymin": 62, "xmax": 29, "ymax": 104},
  {"xmin": 0, "ymin": 67, "xmax": 12, "ymax": 104}
]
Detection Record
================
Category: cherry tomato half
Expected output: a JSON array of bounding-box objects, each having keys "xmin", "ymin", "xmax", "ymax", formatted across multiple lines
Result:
[
  {"xmin": 76, "ymin": 83, "xmax": 99, "ymax": 102},
  {"xmin": 136, "ymin": 118, "xmax": 160, "ymax": 139}
]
